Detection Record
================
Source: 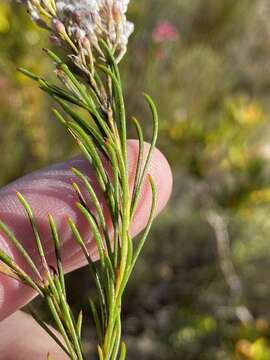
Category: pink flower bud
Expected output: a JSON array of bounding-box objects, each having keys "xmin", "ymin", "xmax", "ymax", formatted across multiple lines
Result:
[
  {"xmin": 72, "ymin": 10, "xmax": 82, "ymax": 25},
  {"xmin": 74, "ymin": 28, "xmax": 85, "ymax": 42},
  {"xmin": 112, "ymin": 4, "xmax": 121, "ymax": 25},
  {"xmin": 82, "ymin": 37, "xmax": 91, "ymax": 50},
  {"xmin": 52, "ymin": 18, "xmax": 66, "ymax": 35}
]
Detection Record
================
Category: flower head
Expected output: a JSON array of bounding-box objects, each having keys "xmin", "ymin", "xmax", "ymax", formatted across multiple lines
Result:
[{"xmin": 18, "ymin": 0, "xmax": 134, "ymax": 63}]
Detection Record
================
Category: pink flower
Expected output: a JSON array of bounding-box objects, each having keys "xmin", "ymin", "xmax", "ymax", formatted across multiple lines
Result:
[{"xmin": 152, "ymin": 21, "xmax": 179, "ymax": 44}]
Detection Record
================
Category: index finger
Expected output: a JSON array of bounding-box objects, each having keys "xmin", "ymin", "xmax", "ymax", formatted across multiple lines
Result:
[{"xmin": 0, "ymin": 140, "xmax": 172, "ymax": 320}]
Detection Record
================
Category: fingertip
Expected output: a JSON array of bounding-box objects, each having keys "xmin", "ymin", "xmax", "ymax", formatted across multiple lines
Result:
[
  {"xmin": 149, "ymin": 143, "xmax": 173, "ymax": 213},
  {"xmin": 127, "ymin": 140, "xmax": 173, "ymax": 206},
  {"xmin": 127, "ymin": 140, "xmax": 173, "ymax": 236}
]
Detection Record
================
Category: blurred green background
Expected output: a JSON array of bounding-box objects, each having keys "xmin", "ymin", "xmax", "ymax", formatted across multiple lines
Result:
[{"xmin": 3, "ymin": 0, "xmax": 270, "ymax": 359}]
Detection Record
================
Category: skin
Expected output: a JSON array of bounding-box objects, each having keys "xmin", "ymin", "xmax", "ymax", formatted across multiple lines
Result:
[{"xmin": 0, "ymin": 140, "xmax": 173, "ymax": 359}]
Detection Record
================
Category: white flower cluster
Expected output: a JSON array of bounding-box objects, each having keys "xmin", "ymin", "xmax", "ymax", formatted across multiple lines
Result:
[
  {"xmin": 19, "ymin": 0, "xmax": 134, "ymax": 62},
  {"xmin": 56, "ymin": 0, "xmax": 133, "ymax": 58}
]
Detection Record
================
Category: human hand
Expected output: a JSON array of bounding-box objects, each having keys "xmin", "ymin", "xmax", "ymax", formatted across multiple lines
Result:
[{"xmin": 0, "ymin": 140, "xmax": 172, "ymax": 359}]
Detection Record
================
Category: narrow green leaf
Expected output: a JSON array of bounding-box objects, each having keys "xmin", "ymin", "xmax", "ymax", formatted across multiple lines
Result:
[
  {"xmin": 53, "ymin": 109, "xmax": 66, "ymax": 126},
  {"xmin": 117, "ymin": 176, "xmax": 157, "ymax": 302},
  {"xmin": 48, "ymin": 214, "xmax": 66, "ymax": 297},
  {"xmin": 72, "ymin": 168, "xmax": 106, "ymax": 229},
  {"xmin": 119, "ymin": 342, "xmax": 126, "ymax": 360},
  {"xmin": 131, "ymin": 176, "xmax": 157, "ymax": 272},
  {"xmin": 43, "ymin": 48, "xmax": 63, "ymax": 65},
  {"xmin": 41, "ymin": 83, "xmax": 89, "ymax": 109},
  {"xmin": 131, "ymin": 94, "xmax": 159, "ymax": 218},
  {"xmin": 130, "ymin": 116, "xmax": 144, "ymax": 216},
  {"xmin": 17, "ymin": 67, "xmax": 40, "ymax": 81},
  {"xmin": 44, "ymin": 48, "xmax": 96, "ymax": 112},
  {"xmin": 72, "ymin": 182, "xmax": 88, "ymax": 209},
  {"xmin": 54, "ymin": 97, "xmax": 106, "ymax": 151},
  {"xmin": 67, "ymin": 122, "xmax": 108, "ymax": 189},
  {"xmin": 0, "ymin": 249, "xmax": 43, "ymax": 295},
  {"xmin": 89, "ymin": 298, "xmax": 103, "ymax": 344},
  {"xmin": 110, "ymin": 315, "xmax": 122, "ymax": 360},
  {"xmin": 16, "ymin": 193, "xmax": 62, "ymax": 302},
  {"xmin": 99, "ymin": 39, "xmax": 121, "ymax": 82},
  {"xmin": 98, "ymin": 345, "xmax": 104, "ymax": 360},
  {"xmin": 104, "ymin": 141, "xmax": 120, "ymax": 268},
  {"xmin": 76, "ymin": 310, "xmax": 83, "ymax": 339},
  {"xmin": 16, "ymin": 193, "xmax": 48, "ymax": 272},
  {"xmin": 76, "ymin": 139, "xmax": 93, "ymax": 166},
  {"xmin": 77, "ymin": 203, "xmax": 105, "ymax": 268},
  {"xmin": 58, "ymin": 292, "xmax": 84, "ymax": 360},
  {"xmin": 68, "ymin": 217, "xmax": 107, "ymax": 316},
  {"xmin": 28, "ymin": 306, "xmax": 70, "ymax": 357},
  {"xmin": 72, "ymin": 167, "xmax": 113, "ymax": 259},
  {"xmin": 97, "ymin": 64, "xmax": 127, "ymax": 166},
  {"xmin": 0, "ymin": 220, "xmax": 42, "ymax": 281},
  {"xmin": 46, "ymin": 296, "xmax": 78, "ymax": 360},
  {"xmin": 68, "ymin": 218, "xmax": 93, "ymax": 264}
]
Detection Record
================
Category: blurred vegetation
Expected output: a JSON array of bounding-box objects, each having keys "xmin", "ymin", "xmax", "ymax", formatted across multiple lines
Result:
[{"xmin": 3, "ymin": 0, "xmax": 270, "ymax": 358}]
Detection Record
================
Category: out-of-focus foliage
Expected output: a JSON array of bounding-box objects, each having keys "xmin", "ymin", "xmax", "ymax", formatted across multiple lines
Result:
[
  {"xmin": 3, "ymin": 0, "xmax": 270, "ymax": 359},
  {"xmin": 0, "ymin": 1, "xmax": 76, "ymax": 185}
]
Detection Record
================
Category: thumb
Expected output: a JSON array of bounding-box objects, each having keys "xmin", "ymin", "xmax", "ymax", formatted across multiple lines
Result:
[{"xmin": 0, "ymin": 311, "xmax": 69, "ymax": 360}]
